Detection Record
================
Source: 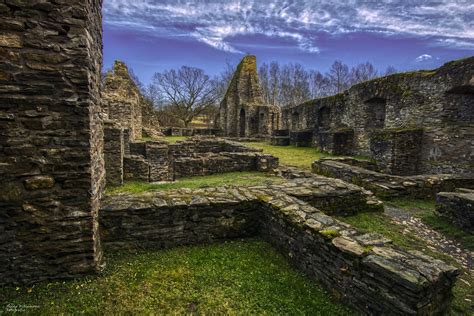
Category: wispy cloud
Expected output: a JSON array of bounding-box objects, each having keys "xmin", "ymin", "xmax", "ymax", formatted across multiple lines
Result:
[
  {"xmin": 415, "ymin": 54, "xmax": 433, "ymax": 62},
  {"xmin": 103, "ymin": 0, "xmax": 474, "ymax": 53}
]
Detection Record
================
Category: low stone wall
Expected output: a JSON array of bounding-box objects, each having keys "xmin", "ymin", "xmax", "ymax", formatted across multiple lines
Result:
[
  {"xmin": 100, "ymin": 190, "xmax": 260, "ymax": 251},
  {"xmin": 260, "ymin": 196, "xmax": 457, "ymax": 315},
  {"xmin": 100, "ymin": 181, "xmax": 458, "ymax": 315},
  {"xmin": 123, "ymin": 155, "xmax": 149, "ymax": 182},
  {"xmin": 104, "ymin": 135, "xmax": 279, "ymax": 184},
  {"xmin": 168, "ymin": 137, "xmax": 257, "ymax": 158},
  {"xmin": 436, "ymin": 189, "xmax": 474, "ymax": 232},
  {"xmin": 312, "ymin": 158, "xmax": 474, "ymax": 198},
  {"xmin": 174, "ymin": 152, "xmax": 278, "ymax": 178},
  {"xmin": 268, "ymin": 173, "xmax": 383, "ymax": 215},
  {"xmin": 160, "ymin": 127, "xmax": 222, "ymax": 137}
]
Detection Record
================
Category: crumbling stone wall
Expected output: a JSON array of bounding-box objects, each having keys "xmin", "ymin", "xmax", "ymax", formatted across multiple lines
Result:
[
  {"xmin": 102, "ymin": 61, "xmax": 143, "ymax": 140},
  {"xmin": 100, "ymin": 183, "xmax": 457, "ymax": 315},
  {"xmin": 282, "ymin": 58, "xmax": 474, "ymax": 175},
  {"xmin": 313, "ymin": 158, "xmax": 474, "ymax": 198},
  {"xmin": 103, "ymin": 134, "xmax": 280, "ymax": 184},
  {"xmin": 219, "ymin": 55, "xmax": 281, "ymax": 137},
  {"xmin": 0, "ymin": 0, "xmax": 104, "ymax": 284}
]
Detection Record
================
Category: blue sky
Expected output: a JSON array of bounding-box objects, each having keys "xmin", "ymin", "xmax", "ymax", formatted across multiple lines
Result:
[{"xmin": 103, "ymin": 0, "xmax": 474, "ymax": 85}]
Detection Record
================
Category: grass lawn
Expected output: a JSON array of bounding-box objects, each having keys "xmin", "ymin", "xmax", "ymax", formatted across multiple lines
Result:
[
  {"xmin": 243, "ymin": 142, "xmax": 332, "ymax": 169},
  {"xmin": 0, "ymin": 240, "xmax": 353, "ymax": 315},
  {"xmin": 338, "ymin": 203, "xmax": 474, "ymax": 315},
  {"xmin": 106, "ymin": 172, "xmax": 284, "ymax": 195}
]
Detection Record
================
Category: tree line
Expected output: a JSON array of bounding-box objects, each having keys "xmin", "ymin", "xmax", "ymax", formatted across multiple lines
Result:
[{"xmin": 133, "ymin": 59, "xmax": 397, "ymax": 127}]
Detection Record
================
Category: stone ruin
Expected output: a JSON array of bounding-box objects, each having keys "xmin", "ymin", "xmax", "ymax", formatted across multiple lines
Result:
[
  {"xmin": 270, "ymin": 58, "xmax": 474, "ymax": 215},
  {"xmin": 102, "ymin": 60, "xmax": 163, "ymax": 140},
  {"xmin": 103, "ymin": 133, "xmax": 279, "ymax": 186},
  {"xmin": 218, "ymin": 55, "xmax": 281, "ymax": 137},
  {"xmin": 277, "ymin": 58, "xmax": 474, "ymax": 176},
  {"xmin": 0, "ymin": 1, "xmax": 469, "ymax": 314}
]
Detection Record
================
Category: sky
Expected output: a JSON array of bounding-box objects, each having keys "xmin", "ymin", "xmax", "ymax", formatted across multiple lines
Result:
[{"xmin": 103, "ymin": 0, "xmax": 474, "ymax": 85}]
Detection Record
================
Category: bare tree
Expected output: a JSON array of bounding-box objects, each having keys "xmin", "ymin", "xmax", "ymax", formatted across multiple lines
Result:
[
  {"xmin": 278, "ymin": 63, "xmax": 311, "ymax": 107},
  {"xmin": 213, "ymin": 60, "xmax": 236, "ymax": 101},
  {"xmin": 350, "ymin": 62, "xmax": 378, "ymax": 85},
  {"xmin": 151, "ymin": 66, "xmax": 218, "ymax": 127},
  {"xmin": 268, "ymin": 62, "xmax": 280, "ymax": 106},
  {"xmin": 309, "ymin": 70, "xmax": 331, "ymax": 98},
  {"xmin": 327, "ymin": 60, "xmax": 350, "ymax": 94},
  {"xmin": 384, "ymin": 65, "xmax": 397, "ymax": 76},
  {"xmin": 258, "ymin": 62, "xmax": 270, "ymax": 104}
]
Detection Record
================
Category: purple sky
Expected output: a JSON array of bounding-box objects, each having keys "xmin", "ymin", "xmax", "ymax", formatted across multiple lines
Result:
[{"xmin": 103, "ymin": 0, "xmax": 474, "ymax": 85}]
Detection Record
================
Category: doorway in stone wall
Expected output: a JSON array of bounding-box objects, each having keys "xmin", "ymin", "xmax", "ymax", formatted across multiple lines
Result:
[
  {"xmin": 365, "ymin": 97, "xmax": 386, "ymax": 128},
  {"xmin": 239, "ymin": 108, "xmax": 246, "ymax": 137}
]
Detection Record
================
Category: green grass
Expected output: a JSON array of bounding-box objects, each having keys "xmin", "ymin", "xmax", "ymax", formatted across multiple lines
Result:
[
  {"xmin": 243, "ymin": 142, "xmax": 332, "ymax": 169},
  {"xmin": 162, "ymin": 136, "xmax": 189, "ymax": 143},
  {"xmin": 338, "ymin": 206, "xmax": 473, "ymax": 315},
  {"xmin": 0, "ymin": 240, "xmax": 353, "ymax": 315},
  {"xmin": 106, "ymin": 172, "xmax": 284, "ymax": 195}
]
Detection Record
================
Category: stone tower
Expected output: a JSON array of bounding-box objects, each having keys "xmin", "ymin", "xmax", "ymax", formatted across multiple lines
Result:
[{"xmin": 219, "ymin": 55, "xmax": 280, "ymax": 137}]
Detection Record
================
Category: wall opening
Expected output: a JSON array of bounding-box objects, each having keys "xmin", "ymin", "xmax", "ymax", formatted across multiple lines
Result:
[
  {"xmin": 291, "ymin": 112, "xmax": 300, "ymax": 130},
  {"xmin": 444, "ymin": 86, "xmax": 474, "ymax": 122},
  {"xmin": 259, "ymin": 112, "xmax": 265, "ymax": 134},
  {"xmin": 239, "ymin": 108, "xmax": 246, "ymax": 137},
  {"xmin": 318, "ymin": 107, "xmax": 331, "ymax": 129},
  {"xmin": 365, "ymin": 97, "xmax": 386, "ymax": 128}
]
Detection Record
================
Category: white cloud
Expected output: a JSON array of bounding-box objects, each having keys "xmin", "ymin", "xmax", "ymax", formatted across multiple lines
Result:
[
  {"xmin": 415, "ymin": 54, "xmax": 433, "ymax": 62},
  {"xmin": 103, "ymin": 0, "xmax": 474, "ymax": 53}
]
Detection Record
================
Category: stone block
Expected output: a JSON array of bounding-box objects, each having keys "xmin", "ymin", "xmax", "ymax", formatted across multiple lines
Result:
[{"xmin": 436, "ymin": 191, "xmax": 474, "ymax": 232}]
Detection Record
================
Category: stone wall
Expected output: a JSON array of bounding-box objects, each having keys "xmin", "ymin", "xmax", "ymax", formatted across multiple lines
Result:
[
  {"xmin": 312, "ymin": 158, "xmax": 474, "ymax": 198},
  {"xmin": 436, "ymin": 189, "xmax": 474, "ymax": 233},
  {"xmin": 104, "ymin": 122, "xmax": 124, "ymax": 186},
  {"xmin": 370, "ymin": 128, "xmax": 423, "ymax": 175},
  {"xmin": 174, "ymin": 152, "xmax": 279, "ymax": 178},
  {"xmin": 103, "ymin": 135, "xmax": 280, "ymax": 184},
  {"xmin": 100, "ymin": 182, "xmax": 458, "ymax": 315},
  {"xmin": 282, "ymin": 58, "xmax": 474, "ymax": 175},
  {"xmin": 219, "ymin": 55, "xmax": 281, "ymax": 137},
  {"xmin": 0, "ymin": 0, "xmax": 104, "ymax": 284}
]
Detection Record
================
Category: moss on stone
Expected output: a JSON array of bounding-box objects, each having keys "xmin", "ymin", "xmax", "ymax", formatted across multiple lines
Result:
[{"xmin": 320, "ymin": 229, "xmax": 341, "ymax": 239}]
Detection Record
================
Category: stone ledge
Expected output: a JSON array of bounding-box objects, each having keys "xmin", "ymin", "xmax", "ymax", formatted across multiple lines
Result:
[{"xmin": 312, "ymin": 158, "xmax": 474, "ymax": 198}]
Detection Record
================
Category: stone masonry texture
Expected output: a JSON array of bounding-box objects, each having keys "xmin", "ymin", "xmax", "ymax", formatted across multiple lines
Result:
[
  {"xmin": 101, "ymin": 180, "xmax": 458, "ymax": 315},
  {"xmin": 436, "ymin": 189, "xmax": 474, "ymax": 233},
  {"xmin": 219, "ymin": 55, "xmax": 281, "ymax": 137},
  {"xmin": 0, "ymin": 0, "xmax": 104, "ymax": 284},
  {"xmin": 282, "ymin": 58, "xmax": 474, "ymax": 175}
]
